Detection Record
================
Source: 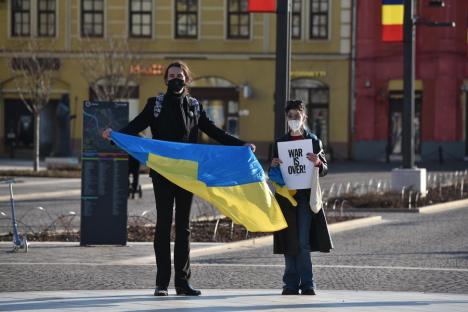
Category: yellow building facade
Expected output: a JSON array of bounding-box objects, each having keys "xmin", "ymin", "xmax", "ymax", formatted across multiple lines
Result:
[{"xmin": 0, "ymin": 0, "xmax": 352, "ymax": 160}]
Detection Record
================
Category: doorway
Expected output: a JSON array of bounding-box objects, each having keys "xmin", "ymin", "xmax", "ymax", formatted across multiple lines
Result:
[
  {"xmin": 4, "ymin": 98, "xmax": 60, "ymax": 158},
  {"xmin": 291, "ymin": 79, "xmax": 330, "ymax": 149},
  {"xmin": 387, "ymin": 92, "xmax": 422, "ymax": 158},
  {"xmin": 190, "ymin": 77, "xmax": 241, "ymax": 143},
  {"xmin": 190, "ymin": 87, "xmax": 240, "ymax": 142}
]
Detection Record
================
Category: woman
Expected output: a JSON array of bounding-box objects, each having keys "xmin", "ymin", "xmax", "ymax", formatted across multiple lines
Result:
[
  {"xmin": 270, "ymin": 100, "xmax": 333, "ymax": 296},
  {"xmin": 103, "ymin": 61, "xmax": 255, "ymax": 296}
]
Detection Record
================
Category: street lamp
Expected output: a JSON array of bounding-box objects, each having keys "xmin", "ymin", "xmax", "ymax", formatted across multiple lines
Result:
[
  {"xmin": 274, "ymin": 0, "xmax": 291, "ymax": 139},
  {"xmin": 393, "ymin": 0, "xmax": 455, "ymax": 194},
  {"xmin": 402, "ymin": 0, "xmax": 456, "ymax": 170}
]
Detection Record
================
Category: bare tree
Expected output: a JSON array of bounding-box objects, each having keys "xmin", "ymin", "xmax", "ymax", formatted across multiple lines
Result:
[
  {"xmin": 9, "ymin": 41, "xmax": 57, "ymax": 171},
  {"xmin": 78, "ymin": 36, "xmax": 141, "ymax": 102}
]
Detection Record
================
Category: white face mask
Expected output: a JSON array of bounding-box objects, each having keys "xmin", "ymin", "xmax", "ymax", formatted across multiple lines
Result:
[{"xmin": 288, "ymin": 120, "xmax": 302, "ymax": 132}]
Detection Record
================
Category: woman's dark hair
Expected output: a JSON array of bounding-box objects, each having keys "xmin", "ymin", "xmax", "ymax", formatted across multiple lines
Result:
[
  {"xmin": 164, "ymin": 61, "xmax": 193, "ymax": 84},
  {"xmin": 285, "ymin": 100, "xmax": 305, "ymax": 113}
]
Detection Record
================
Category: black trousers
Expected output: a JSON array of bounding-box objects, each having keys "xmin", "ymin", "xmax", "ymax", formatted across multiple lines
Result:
[{"xmin": 152, "ymin": 174, "xmax": 193, "ymax": 288}]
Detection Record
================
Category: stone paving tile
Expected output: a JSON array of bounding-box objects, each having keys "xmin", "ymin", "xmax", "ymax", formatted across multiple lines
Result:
[{"xmin": 1, "ymin": 264, "xmax": 468, "ymax": 294}]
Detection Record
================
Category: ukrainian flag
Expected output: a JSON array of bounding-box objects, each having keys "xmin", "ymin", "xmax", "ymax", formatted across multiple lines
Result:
[
  {"xmin": 382, "ymin": 0, "xmax": 404, "ymax": 42},
  {"xmin": 111, "ymin": 132, "xmax": 287, "ymax": 232},
  {"xmin": 268, "ymin": 166, "xmax": 297, "ymax": 207}
]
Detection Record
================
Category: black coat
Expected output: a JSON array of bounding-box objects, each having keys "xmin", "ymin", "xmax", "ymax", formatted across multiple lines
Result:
[
  {"xmin": 271, "ymin": 131, "xmax": 334, "ymax": 255},
  {"xmin": 119, "ymin": 94, "xmax": 245, "ymax": 177}
]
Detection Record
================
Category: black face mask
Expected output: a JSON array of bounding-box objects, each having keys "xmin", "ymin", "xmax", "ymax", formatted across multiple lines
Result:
[{"xmin": 167, "ymin": 78, "xmax": 186, "ymax": 94}]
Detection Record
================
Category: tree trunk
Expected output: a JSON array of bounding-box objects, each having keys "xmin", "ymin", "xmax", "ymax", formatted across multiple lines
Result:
[{"xmin": 33, "ymin": 113, "xmax": 40, "ymax": 172}]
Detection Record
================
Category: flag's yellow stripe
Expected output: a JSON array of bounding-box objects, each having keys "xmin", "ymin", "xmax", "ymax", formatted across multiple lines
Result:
[
  {"xmin": 382, "ymin": 5, "xmax": 403, "ymax": 25},
  {"xmin": 271, "ymin": 181, "xmax": 298, "ymax": 207},
  {"xmin": 147, "ymin": 153, "xmax": 287, "ymax": 232}
]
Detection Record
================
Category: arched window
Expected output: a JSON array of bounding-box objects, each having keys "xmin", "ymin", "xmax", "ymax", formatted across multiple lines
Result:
[
  {"xmin": 291, "ymin": 78, "xmax": 329, "ymax": 147},
  {"xmin": 190, "ymin": 76, "xmax": 237, "ymax": 88}
]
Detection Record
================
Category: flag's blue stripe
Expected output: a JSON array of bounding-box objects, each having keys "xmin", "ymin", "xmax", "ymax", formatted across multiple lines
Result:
[
  {"xmin": 382, "ymin": 0, "xmax": 404, "ymax": 5},
  {"xmin": 111, "ymin": 132, "xmax": 265, "ymax": 187},
  {"xmin": 268, "ymin": 167, "xmax": 286, "ymax": 186}
]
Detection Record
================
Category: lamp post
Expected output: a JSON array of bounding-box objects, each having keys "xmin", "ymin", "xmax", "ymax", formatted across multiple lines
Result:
[
  {"xmin": 274, "ymin": 0, "xmax": 291, "ymax": 139},
  {"xmin": 402, "ymin": 0, "xmax": 455, "ymax": 169},
  {"xmin": 393, "ymin": 0, "xmax": 455, "ymax": 194},
  {"xmin": 402, "ymin": 0, "xmax": 415, "ymax": 169}
]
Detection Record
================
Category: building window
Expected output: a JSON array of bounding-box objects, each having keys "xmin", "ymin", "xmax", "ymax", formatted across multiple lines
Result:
[
  {"xmin": 292, "ymin": 0, "xmax": 302, "ymax": 39},
  {"xmin": 38, "ymin": 0, "xmax": 56, "ymax": 37},
  {"xmin": 227, "ymin": 0, "xmax": 250, "ymax": 39},
  {"xmin": 129, "ymin": 0, "xmax": 152, "ymax": 38},
  {"xmin": 81, "ymin": 0, "xmax": 104, "ymax": 37},
  {"xmin": 11, "ymin": 0, "xmax": 31, "ymax": 37},
  {"xmin": 310, "ymin": 0, "xmax": 329, "ymax": 40},
  {"xmin": 175, "ymin": 0, "xmax": 198, "ymax": 39}
]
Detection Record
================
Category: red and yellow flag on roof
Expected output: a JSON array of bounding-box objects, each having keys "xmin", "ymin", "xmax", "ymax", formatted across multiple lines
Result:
[
  {"xmin": 382, "ymin": 0, "xmax": 404, "ymax": 42},
  {"xmin": 248, "ymin": 0, "xmax": 276, "ymax": 13}
]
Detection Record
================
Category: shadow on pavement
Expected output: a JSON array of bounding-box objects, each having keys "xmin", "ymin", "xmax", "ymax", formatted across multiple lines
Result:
[{"xmin": 1, "ymin": 293, "xmax": 468, "ymax": 312}]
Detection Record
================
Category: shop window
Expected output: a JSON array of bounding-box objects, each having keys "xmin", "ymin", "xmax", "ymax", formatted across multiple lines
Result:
[
  {"xmin": 129, "ymin": 0, "xmax": 152, "ymax": 38},
  {"xmin": 190, "ymin": 77, "xmax": 240, "ymax": 140},
  {"xmin": 175, "ymin": 0, "xmax": 198, "ymax": 39},
  {"xmin": 227, "ymin": 0, "xmax": 250, "ymax": 39},
  {"xmin": 388, "ymin": 92, "xmax": 422, "ymax": 157}
]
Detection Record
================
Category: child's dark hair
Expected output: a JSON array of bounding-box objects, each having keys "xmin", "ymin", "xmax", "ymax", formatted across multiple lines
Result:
[{"xmin": 285, "ymin": 100, "xmax": 305, "ymax": 113}]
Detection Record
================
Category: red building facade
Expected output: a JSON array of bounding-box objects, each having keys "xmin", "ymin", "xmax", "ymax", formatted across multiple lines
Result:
[{"xmin": 354, "ymin": 0, "xmax": 468, "ymax": 161}]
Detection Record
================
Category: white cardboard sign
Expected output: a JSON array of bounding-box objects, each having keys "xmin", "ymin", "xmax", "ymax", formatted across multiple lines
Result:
[{"xmin": 277, "ymin": 139, "xmax": 314, "ymax": 190}]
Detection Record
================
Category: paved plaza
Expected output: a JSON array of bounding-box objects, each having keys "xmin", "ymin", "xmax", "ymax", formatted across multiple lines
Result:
[{"xmin": 1, "ymin": 161, "xmax": 468, "ymax": 310}]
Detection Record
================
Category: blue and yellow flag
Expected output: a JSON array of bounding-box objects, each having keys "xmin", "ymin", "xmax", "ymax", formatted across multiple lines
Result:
[
  {"xmin": 268, "ymin": 166, "xmax": 297, "ymax": 207},
  {"xmin": 111, "ymin": 132, "xmax": 287, "ymax": 232}
]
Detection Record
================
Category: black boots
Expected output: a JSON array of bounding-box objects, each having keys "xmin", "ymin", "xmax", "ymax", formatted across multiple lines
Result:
[
  {"xmin": 154, "ymin": 285, "xmax": 201, "ymax": 296},
  {"xmin": 175, "ymin": 284, "xmax": 202, "ymax": 296},
  {"xmin": 154, "ymin": 286, "xmax": 168, "ymax": 296}
]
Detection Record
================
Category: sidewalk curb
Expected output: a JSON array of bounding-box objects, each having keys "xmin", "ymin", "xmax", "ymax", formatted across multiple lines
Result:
[
  {"xmin": 329, "ymin": 199, "xmax": 468, "ymax": 214},
  {"xmin": 107, "ymin": 215, "xmax": 383, "ymax": 264},
  {"xmin": 328, "ymin": 215, "xmax": 383, "ymax": 232},
  {"xmin": 190, "ymin": 215, "xmax": 383, "ymax": 258},
  {"xmin": 5, "ymin": 216, "xmax": 383, "ymax": 265},
  {"xmin": 418, "ymin": 198, "xmax": 468, "ymax": 214}
]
